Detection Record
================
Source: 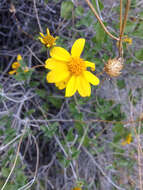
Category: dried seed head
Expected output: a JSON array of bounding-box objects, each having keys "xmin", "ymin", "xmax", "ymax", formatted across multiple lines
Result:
[{"xmin": 104, "ymin": 57, "xmax": 123, "ymax": 77}]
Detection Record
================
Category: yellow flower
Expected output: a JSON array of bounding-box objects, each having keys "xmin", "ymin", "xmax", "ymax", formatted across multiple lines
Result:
[
  {"xmin": 123, "ymin": 37, "xmax": 132, "ymax": 45},
  {"xmin": 45, "ymin": 38, "xmax": 100, "ymax": 97},
  {"xmin": 9, "ymin": 54, "xmax": 22, "ymax": 75},
  {"xmin": 39, "ymin": 28, "xmax": 58, "ymax": 48},
  {"xmin": 72, "ymin": 187, "xmax": 82, "ymax": 190},
  {"xmin": 9, "ymin": 54, "xmax": 29, "ymax": 75},
  {"xmin": 121, "ymin": 133, "xmax": 132, "ymax": 146}
]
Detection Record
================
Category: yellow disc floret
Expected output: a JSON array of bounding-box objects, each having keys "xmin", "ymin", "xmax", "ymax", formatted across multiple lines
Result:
[{"xmin": 68, "ymin": 57, "xmax": 86, "ymax": 75}]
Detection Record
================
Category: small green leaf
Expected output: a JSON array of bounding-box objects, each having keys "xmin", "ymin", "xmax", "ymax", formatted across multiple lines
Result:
[
  {"xmin": 75, "ymin": 6, "xmax": 84, "ymax": 17},
  {"xmin": 66, "ymin": 128, "xmax": 74, "ymax": 141},
  {"xmin": 71, "ymin": 150, "xmax": 80, "ymax": 159},
  {"xmin": 135, "ymin": 48, "xmax": 143, "ymax": 60}
]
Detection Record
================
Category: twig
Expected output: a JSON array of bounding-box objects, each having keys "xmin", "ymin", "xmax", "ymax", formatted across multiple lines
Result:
[
  {"xmin": 77, "ymin": 124, "xmax": 89, "ymax": 150},
  {"xmin": 1, "ymin": 124, "xmax": 27, "ymax": 190},
  {"xmin": 0, "ymin": 134, "xmax": 22, "ymax": 152},
  {"xmin": 118, "ymin": 0, "xmax": 123, "ymax": 57},
  {"xmin": 137, "ymin": 122, "xmax": 143, "ymax": 190},
  {"xmin": 54, "ymin": 135, "xmax": 78, "ymax": 180},
  {"xmin": 26, "ymin": 46, "xmax": 45, "ymax": 65},
  {"xmin": 84, "ymin": 0, "xmax": 119, "ymax": 41},
  {"xmin": 17, "ymin": 135, "xmax": 39, "ymax": 190},
  {"xmin": 83, "ymin": 147, "xmax": 125, "ymax": 190},
  {"xmin": 33, "ymin": 0, "xmax": 43, "ymax": 33}
]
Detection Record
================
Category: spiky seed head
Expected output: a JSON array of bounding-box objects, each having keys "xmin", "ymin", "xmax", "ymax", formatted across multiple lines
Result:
[{"xmin": 104, "ymin": 57, "xmax": 123, "ymax": 77}]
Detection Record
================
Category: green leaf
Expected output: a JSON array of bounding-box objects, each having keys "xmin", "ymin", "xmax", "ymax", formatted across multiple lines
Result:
[
  {"xmin": 71, "ymin": 150, "xmax": 80, "ymax": 160},
  {"xmin": 35, "ymin": 89, "xmax": 47, "ymax": 98},
  {"xmin": 61, "ymin": 1, "xmax": 74, "ymax": 19},
  {"xmin": 135, "ymin": 48, "xmax": 143, "ymax": 60},
  {"xmin": 91, "ymin": 0, "xmax": 104, "ymax": 11},
  {"xmin": 1, "ymin": 168, "xmax": 10, "ymax": 177},
  {"xmin": 93, "ymin": 22, "xmax": 107, "ymax": 47},
  {"xmin": 75, "ymin": 6, "xmax": 84, "ymax": 17},
  {"xmin": 66, "ymin": 128, "xmax": 74, "ymax": 141}
]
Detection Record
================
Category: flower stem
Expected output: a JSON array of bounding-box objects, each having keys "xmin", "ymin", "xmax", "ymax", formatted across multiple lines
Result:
[
  {"xmin": 32, "ymin": 65, "xmax": 45, "ymax": 69},
  {"xmin": 118, "ymin": 0, "xmax": 123, "ymax": 57},
  {"xmin": 118, "ymin": 0, "xmax": 131, "ymax": 57},
  {"xmin": 85, "ymin": 0, "xmax": 119, "ymax": 41}
]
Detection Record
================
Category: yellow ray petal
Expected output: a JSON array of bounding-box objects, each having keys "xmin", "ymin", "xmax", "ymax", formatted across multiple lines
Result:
[
  {"xmin": 55, "ymin": 81, "xmax": 66, "ymax": 90},
  {"xmin": 45, "ymin": 58, "xmax": 67, "ymax": 70},
  {"xmin": 46, "ymin": 28, "xmax": 50, "ymax": 35},
  {"xmin": 17, "ymin": 54, "xmax": 22, "ymax": 61},
  {"xmin": 71, "ymin": 38, "xmax": 85, "ymax": 57},
  {"xmin": 39, "ymin": 32, "xmax": 45, "ymax": 38},
  {"xmin": 46, "ymin": 69, "xmax": 70, "ymax": 83},
  {"xmin": 83, "ymin": 71, "xmax": 100, "ymax": 85},
  {"xmin": 9, "ymin": 70, "xmax": 16, "ymax": 75},
  {"xmin": 85, "ymin": 61, "xmax": 95, "ymax": 71},
  {"xmin": 50, "ymin": 47, "xmax": 71, "ymax": 61},
  {"xmin": 39, "ymin": 37, "xmax": 46, "ymax": 44},
  {"xmin": 77, "ymin": 75, "xmax": 91, "ymax": 97},
  {"xmin": 65, "ymin": 75, "xmax": 78, "ymax": 97}
]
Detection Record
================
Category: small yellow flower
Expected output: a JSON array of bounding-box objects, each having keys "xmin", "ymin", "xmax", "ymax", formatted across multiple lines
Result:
[
  {"xmin": 122, "ymin": 37, "xmax": 132, "ymax": 45},
  {"xmin": 116, "ymin": 36, "xmax": 132, "ymax": 47},
  {"xmin": 121, "ymin": 134, "xmax": 132, "ymax": 146},
  {"xmin": 45, "ymin": 38, "xmax": 100, "ymax": 97},
  {"xmin": 9, "ymin": 54, "xmax": 29, "ymax": 75},
  {"xmin": 72, "ymin": 187, "xmax": 82, "ymax": 190},
  {"xmin": 39, "ymin": 28, "xmax": 58, "ymax": 48},
  {"xmin": 9, "ymin": 54, "xmax": 22, "ymax": 75}
]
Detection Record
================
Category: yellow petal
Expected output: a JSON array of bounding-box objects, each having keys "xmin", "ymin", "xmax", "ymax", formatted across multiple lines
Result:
[
  {"xmin": 45, "ymin": 58, "xmax": 67, "ymax": 70},
  {"xmin": 39, "ymin": 32, "xmax": 45, "ymax": 38},
  {"xmin": 77, "ymin": 75, "xmax": 91, "ymax": 97},
  {"xmin": 71, "ymin": 38, "xmax": 85, "ymax": 57},
  {"xmin": 65, "ymin": 75, "xmax": 78, "ymax": 97},
  {"xmin": 56, "ymin": 80, "xmax": 67, "ymax": 90},
  {"xmin": 39, "ymin": 37, "xmax": 46, "ymax": 44},
  {"xmin": 46, "ymin": 28, "xmax": 50, "ymax": 35},
  {"xmin": 46, "ymin": 69, "xmax": 70, "ymax": 83},
  {"xmin": 24, "ymin": 67, "xmax": 29, "ymax": 72},
  {"xmin": 12, "ymin": 62, "xmax": 20, "ymax": 69},
  {"xmin": 17, "ymin": 54, "xmax": 22, "ymax": 61},
  {"xmin": 85, "ymin": 61, "xmax": 95, "ymax": 71},
  {"xmin": 121, "ymin": 134, "xmax": 132, "ymax": 146},
  {"xmin": 83, "ymin": 71, "xmax": 100, "ymax": 85},
  {"xmin": 9, "ymin": 70, "xmax": 16, "ymax": 75},
  {"xmin": 50, "ymin": 47, "xmax": 71, "ymax": 61}
]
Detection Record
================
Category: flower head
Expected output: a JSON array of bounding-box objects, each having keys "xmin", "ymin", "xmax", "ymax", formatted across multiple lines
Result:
[
  {"xmin": 39, "ymin": 28, "xmax": 58, "ymax": 48},
  {"xmin": 45, "ymin": 38, "xmax": 100, "ymax": 97},
  {"xmin": 9, "ymin": 54, "xmax": 22, "ymax": 75},
  {"xmin": 123, "ymin": 37, "xmax": 132, "ymax": 45},
  {"xmin": 121, "ymin": 133, "xmax": 132, "ymax": 146},
  {"xmin": 104, "ymin": 57, "xmax": 123, "ymax": 77},
  {"xmin": 9, "ymin": 54, "xmax": 29, "ymax": 75}
]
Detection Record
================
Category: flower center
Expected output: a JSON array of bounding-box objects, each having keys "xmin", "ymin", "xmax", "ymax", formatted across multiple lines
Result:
[
  {"xmin": 68, "ymin": 57, "xmax": 86, "ymax": 75},
  {"xmin": 44, "ymin": 35, "xmax": 55, "ymax": 46}
]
